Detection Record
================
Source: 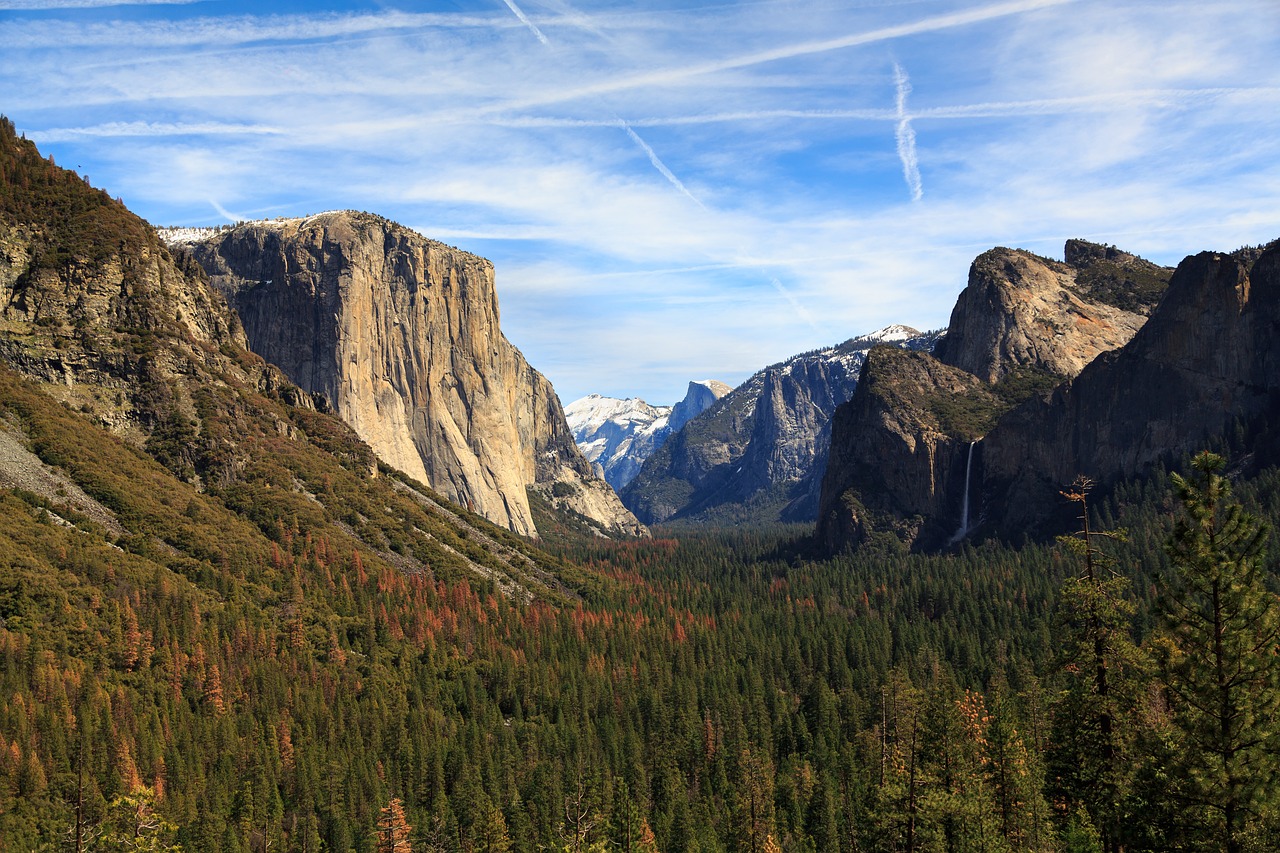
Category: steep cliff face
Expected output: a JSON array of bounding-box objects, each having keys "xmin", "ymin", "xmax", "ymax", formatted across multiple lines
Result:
[
  {"xmin": 669, "ymin": 380, "xmax": 731, "ymax": 433},
  {"xmin": 565, "ymin": 380, "xmax": 729, "ymax": 491},
  {"xmin": 981, "ymin": 245, "xmax": 1280, "ymax": 536},
  {"xmin": 932, "ymin": 245, "xmax": 1164, "ymax": 383},
  {"xmin": 622, "ymin": 326, "xmax": 932, "ymax": 525},
  {"xmin": 818, "ymin": 239, "xmax": 1279, "ymax": 552},
  {"xmin": 816, "ymin": 347, "xmax": 995, "ymax": 550},
  {"xmin": 171, "ymin": 213, "xmax": 643, "ymax": 538}
]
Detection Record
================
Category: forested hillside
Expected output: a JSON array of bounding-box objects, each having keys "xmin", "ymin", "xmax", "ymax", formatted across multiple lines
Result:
[{"xmin": 3, "ymin": 386, "xmax": 1279, "ymax": 852}]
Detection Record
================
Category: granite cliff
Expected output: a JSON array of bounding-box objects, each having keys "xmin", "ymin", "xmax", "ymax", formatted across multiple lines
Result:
[
  {"xmin": 980, "ymin": 244, "xmax": 1280, "ymax": 537},
  {"xmin": 818, "ymin": 240, "xmax": 1173, "ymax": 550},
  {"xmin": 623, "ymin": 326, "xmax": 936, "ymax": 526},
  {"xmin": 0, "ymin": 116, "xmax": 602, "ymax": 609},
  {"xmin": 169, "ymin": 213, "xmax": 644, "ymax": 539},
  {"xmin": 932, "ymin": 244, "xmax": 1161, "ymax": 383}
]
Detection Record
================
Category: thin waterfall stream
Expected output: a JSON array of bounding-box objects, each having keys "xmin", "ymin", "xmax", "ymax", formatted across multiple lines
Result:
[{"xmin": 950, "ymin": 440, "xmax": 977, "ymax": 543}]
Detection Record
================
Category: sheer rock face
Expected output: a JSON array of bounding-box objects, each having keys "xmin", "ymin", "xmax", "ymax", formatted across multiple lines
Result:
[
  {"xmin": 981, "ymin": 246, "xmax": 1280, "ymax": 537},
  {"xmin": 818, "ymin": 240, "xmax": 1174, "ymax": 551},
  {"xmin": 815, "ymin": 347, "xmax": 994, "ymax": 550},
  {"xmin": 819, "ymin": 240, "xmax": 1280, "ymax": 551},
  {"xmin": 669, "ymin": 380, "xmax": 732, "ymax": 434},
  {"xmin": 174, "ymin": 212, "xmax": 643, "ymax": 538},
  {"xmin": 932, "ymin": 246, "xmax": 1153, "ymax": 383}
]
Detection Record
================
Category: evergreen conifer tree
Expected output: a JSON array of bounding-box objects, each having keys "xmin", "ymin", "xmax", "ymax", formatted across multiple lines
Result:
[{"xmin": 1155, "ymin": 452, "xmax": 1280, "ymax": 852}]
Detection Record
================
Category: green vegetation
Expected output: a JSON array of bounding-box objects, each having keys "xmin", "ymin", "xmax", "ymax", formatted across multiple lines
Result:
[
  {"xmin": 2, "ymin": 112, "xmax": 1278, "ymax": 852},
  {"xmin": 924, "ymin": 366, "xmax": 1064, "ymax": 441},
  {"xmin": 3, "ymin": 358, "xmax": 1279, "ymax": 851},
  {"xmin": 0, "ymin": 117, "xmax": 154, "ymax": 277},
  {"xmin": 1072, "ymin": 259, "xmax": 1172, "ymax": 315}
]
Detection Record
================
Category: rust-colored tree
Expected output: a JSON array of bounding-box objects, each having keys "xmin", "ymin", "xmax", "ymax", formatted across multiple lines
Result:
[{"xmin": 377, "ymin": 797, "xmax": 413, "ymax": 853}]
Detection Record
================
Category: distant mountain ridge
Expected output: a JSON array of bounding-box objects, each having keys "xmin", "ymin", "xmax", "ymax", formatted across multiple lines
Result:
[
  {"xmin": 621, "ymin": 325, "xmax": 939, "ymax": 526},
  {"xmin": 565, "ymin": 379, "xmax": 731, "ymax": 491}
]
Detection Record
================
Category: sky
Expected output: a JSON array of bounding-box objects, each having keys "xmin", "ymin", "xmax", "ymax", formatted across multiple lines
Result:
[{"xmin": 2, "ymin": 0, "xmax": 1279, "ymax": 406}]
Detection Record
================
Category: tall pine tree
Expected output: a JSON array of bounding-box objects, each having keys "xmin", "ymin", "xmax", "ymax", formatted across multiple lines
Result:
[{"xmin": 1155, "ymin": 452, "xmax": 1280, "ymax": 852}]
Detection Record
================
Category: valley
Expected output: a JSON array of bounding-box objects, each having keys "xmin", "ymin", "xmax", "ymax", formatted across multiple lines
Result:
[{"xmin": 1, "ymin": 113, "xmax": 1279, "ymax": 853}]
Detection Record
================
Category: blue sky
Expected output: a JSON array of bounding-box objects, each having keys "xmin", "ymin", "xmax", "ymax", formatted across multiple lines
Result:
[{"xmin": 3, "ymin": 0, "xmax": 1279, "ymax": 405}]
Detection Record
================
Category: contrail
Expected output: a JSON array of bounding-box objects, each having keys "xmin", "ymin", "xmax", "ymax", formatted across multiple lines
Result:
[
  {"xmin": 0, "ymin": 0, "xmax": 197, "ymax": 7},
  {"xmin": 894, "ymin": 63, "xmax": 923, "ymax": 202},
  {"xmin": 210, "ymin": 199, "xmax": 247, "ymax": 223},
  {"xmin": 30, "ymin": 121, "xmax": 283, "ymax": 143},
  {"xmin": 501, "ymin": 0, "xmax": 549, "ymax": 45},
  {"xmin": 621, "ymin": 122, "xmax": 705, "ymax": 209},
  {"xmin": 498, "ymin": 0, "xmax": 703, "ymax": 210},
  {"xmin": 480, "ymin": 86, "xmax": 1280, "ymax": 129},
  {"xmin": 769, "ymin": 277, "xmax": 820, "ymax": 331},
  {"xmin": 486, "ymin": 0, "xmax": 1077, "ymax": 114},
  {"xmin": 500, "ymin": 0, "xmax": 816, "ymax": 335}
]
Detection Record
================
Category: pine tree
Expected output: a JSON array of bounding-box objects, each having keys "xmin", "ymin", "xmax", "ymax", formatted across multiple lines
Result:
[
  {"xmin": 377, "ymin": 797, "xmax": 413, "ymax": 853},
  {"xmin": 1048, "ymin": 477, "xmax": 1141, "ymax": 852},
  {"xmin": 1155, "ymin": 452, "xmax": 1280, "ymax": 852}
]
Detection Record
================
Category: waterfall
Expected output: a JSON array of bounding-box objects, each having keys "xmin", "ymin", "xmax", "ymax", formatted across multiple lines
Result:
[{"xmin": 951, "ymin": 440, "xmax": 977, "ymax": 543}]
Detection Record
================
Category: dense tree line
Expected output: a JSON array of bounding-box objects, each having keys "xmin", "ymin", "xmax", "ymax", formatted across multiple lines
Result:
[{"xmin": 2, "ymin": 401, "xmax": 1278, "ymax": 852}]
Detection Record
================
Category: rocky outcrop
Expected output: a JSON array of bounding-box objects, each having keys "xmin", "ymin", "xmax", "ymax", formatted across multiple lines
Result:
[
  {"xmin": 931, "ymin": 245, "xmax": 1162, "ymax": 383},
  {"xmin": 816, "ymin": 347, "xmax": 996, "ymax": 550},
  {"xmin": 623, "ymin": 327, "xmax": 934, "ymax": 525},
  {"xmin": 0, "ymin": 148, "xmax": 254, "ymax": 448},
  {"xmin": 566, "ymin": 380, "xmax": 730, "ymax": 492},
  {"xmin": 818, "ymin": 238, "xmax": 1279, "ymax": 552},
  {"xmin": 669, "ymin": 380, "xmax": 731, "ymax": 433},
  {"xmin": 171, "ymin": 212, "xmax": 643, "ymax": 538},
  {"xmin": 980, "ymin": 245, "xmax": 1280, "ymax": 537}
]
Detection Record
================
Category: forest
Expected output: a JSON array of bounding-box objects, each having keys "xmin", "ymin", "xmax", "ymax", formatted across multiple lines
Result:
[{"xmin": 1, "ymin": 386, "xmax": 1278, "ymax": 852}]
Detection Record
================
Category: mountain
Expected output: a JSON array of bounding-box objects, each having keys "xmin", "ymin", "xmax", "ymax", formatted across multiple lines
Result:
[
  {"xmin": 565, "ymin": 379, "xmax": 730, "ymax": 491},
  {"xmin": 814, "ymin": 239, "xmax": 1280, "ymax": 551},
  {"xmin": 931, "ymin": 242, "xmax": 1164, "ymax": 383},
  {"xmin": 980, "ymin": 244, "xmax": 1280, "ymax": 537},
  {"xmin": 164, "ymin": 214, "xmax": 644, "ymax": 539},
  {"xmin": 0, "ymin": 117, "xmax": 589, "ymax": 598},
  {"xmin": 621, "ymin": 325, "xmax": 938, "ymax": 526}
]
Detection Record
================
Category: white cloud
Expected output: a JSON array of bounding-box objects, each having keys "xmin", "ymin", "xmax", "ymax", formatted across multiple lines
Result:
[{"xmin": 4, "ymin": 0, "xmax": 1278, "ymax": 404}]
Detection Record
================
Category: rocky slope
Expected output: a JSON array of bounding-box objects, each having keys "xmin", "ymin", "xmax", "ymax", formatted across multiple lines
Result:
[
  {"xmin": 167, "ymin": 213, "xmax": 644, "ymax": 539},
  {"xmin": 816, "ymin": 347, "xmax": 997, "ymax": 549},
  {"xmin": 622, "ymin": 326, "xmax": 936, "ymax": 525},
  {"xmin": 931, "ymin": 243, "xmax": 1162, "ymax": 383},
  {"xmin": 980, "ymin": 244, "xmax": 1280, "ymax": 537},
  {"xmin": 565, "ymin": 380, "xmax": 730, "ymax": 491}
]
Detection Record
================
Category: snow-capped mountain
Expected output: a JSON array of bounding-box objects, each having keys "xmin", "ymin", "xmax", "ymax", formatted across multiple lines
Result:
[{"xmin": 566, "ymin": 380, "xmax": 731, "ymax": 491}]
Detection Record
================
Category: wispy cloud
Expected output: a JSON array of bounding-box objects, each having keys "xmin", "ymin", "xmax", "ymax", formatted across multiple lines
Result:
[
  {"xmin": 4, "ymin": 0, "xmax": 1277, "ymax": 404},
  {"xmin": 484, "ymin": 0, "xmax": 1079, "ymax": 114},
  {"xmin": 208, "ymin": 199, "xmax": 246, "ymax": 223},
  {"xmin": 894, "ymin": 62, "xmax": 922, "ymax": 201}
]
